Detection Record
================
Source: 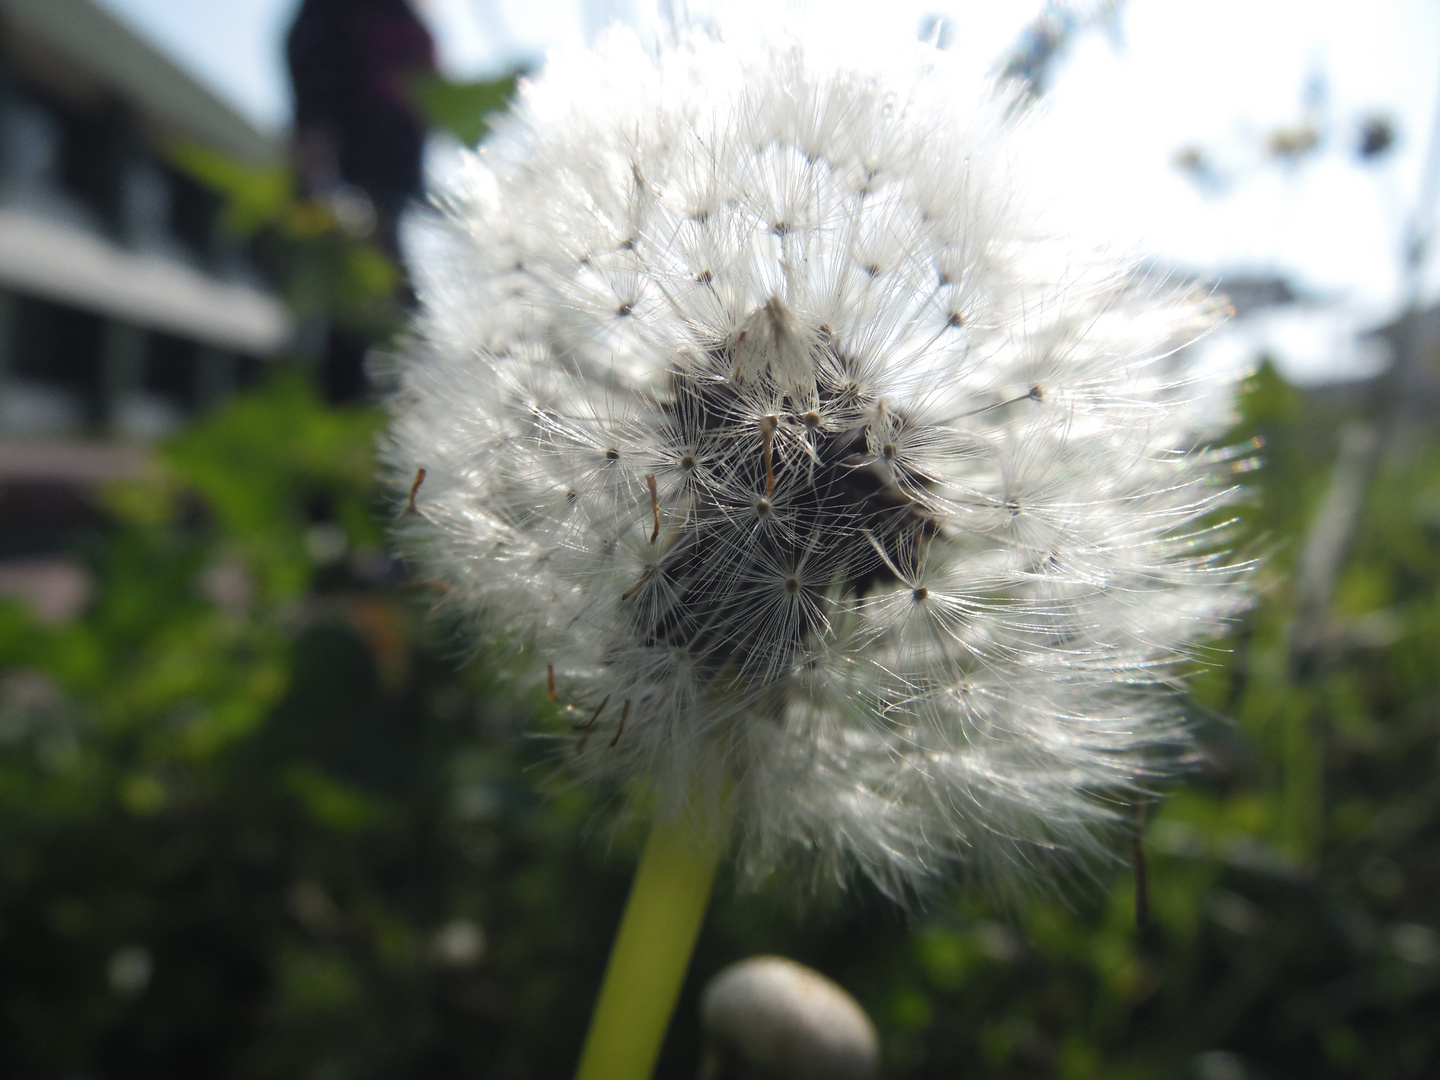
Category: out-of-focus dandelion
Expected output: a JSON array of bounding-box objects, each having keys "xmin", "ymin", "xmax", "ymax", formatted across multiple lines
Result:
[{"xmin": 387, "ymin": 21, "xmax": 1246, "ymax": 1080}]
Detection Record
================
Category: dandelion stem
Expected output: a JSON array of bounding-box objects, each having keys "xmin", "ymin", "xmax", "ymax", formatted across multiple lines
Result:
[{"xmin": 574, "ymin": 811, "xmax": 722, "ymax": 1080}]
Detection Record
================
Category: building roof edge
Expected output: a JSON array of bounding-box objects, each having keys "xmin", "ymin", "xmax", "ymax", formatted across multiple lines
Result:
[{"xmin": 0, "ymin": 0, "xmax": 282, "ymax": 166}]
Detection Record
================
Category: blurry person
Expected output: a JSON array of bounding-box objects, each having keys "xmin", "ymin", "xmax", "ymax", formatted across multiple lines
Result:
[
  {"xmin": 287, "ymin": 0, "xmax": 436, "ymax": 258},
  {"xmin": 286, "ymin": 0, "xmax": 435, "ymax": 402}
]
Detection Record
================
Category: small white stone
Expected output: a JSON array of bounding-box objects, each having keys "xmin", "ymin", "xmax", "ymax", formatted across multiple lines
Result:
[
  {"xmin": 108, "ymin": 944, "xmax": 153, "ymax": 999},
  {"xmin": 431, "ymin": 918, "xmax": 486, "ymax": 966},
  {"xmin": 701, "ymin": 956, "xmax": 877, "ymax": 1080}
]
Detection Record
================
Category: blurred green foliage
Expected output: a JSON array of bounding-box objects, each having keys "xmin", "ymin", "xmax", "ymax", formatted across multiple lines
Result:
[
  {"xmin": 411, "ymin": 73, "xmax": 521, "ymax": 147},
  {"xmin": 169, "ymin": 144, "xmax": 401, "ymax": 342},
  {"xmin": 167, "ymin": 69, "xmax": 516, "ymax": 343}
]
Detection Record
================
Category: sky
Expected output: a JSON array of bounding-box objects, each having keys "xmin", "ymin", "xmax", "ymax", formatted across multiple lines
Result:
[{"xmin": 94, "ymin": 0, "xmax": 1440, "ymax": 383}]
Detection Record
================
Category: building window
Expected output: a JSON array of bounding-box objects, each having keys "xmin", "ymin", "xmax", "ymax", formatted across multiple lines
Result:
[
  {"xmin": 145, "ymin": 331, "xmax": 198, "ymax": 411},
  {"xmin": 3, "ymin": 296, "xmax": 105, "ymax": 433},
  {"xmin": 0, "ymin": 93, "xmax": 62, "ymax": 194},
  {"xmin": 57, "ymin": 101, "xmax": 127, "ymax": 233}
]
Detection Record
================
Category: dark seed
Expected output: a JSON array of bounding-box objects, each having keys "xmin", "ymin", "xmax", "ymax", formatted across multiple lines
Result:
[{"xmin": 642, "ymin": 359, "xmax": 940, "ymax": 669}]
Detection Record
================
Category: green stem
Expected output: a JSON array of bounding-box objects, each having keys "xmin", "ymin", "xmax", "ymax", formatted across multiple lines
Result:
[{"xmin": 574, "ymin": 810, "xmax": 723, "ymax": 1080}]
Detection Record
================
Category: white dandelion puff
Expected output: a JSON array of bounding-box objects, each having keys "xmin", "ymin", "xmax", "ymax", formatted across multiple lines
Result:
[{"xmin": 386, "ymin": 24, "xmax": 1248, "ymax": 901}]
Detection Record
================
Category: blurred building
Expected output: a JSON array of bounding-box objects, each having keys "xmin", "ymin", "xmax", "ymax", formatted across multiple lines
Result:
[
  {"xmin": 1296, "ymin": 304, "xmax": 1440, "ymax": 418},
  {"xmin": 0, "ymin": 0, "xmax": 292, "ymax": 614},
  {"xmin": 1366, "ymin": 304, "xmax": 1440, "ymax": 416},
  {"xmin": 0, "ymin": 0, "xmax": 291, "ymax": 445}
]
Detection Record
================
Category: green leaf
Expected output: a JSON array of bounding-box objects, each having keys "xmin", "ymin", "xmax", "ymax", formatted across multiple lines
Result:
[
  {"xmin": 169, "ymin": 142, "xmax": 293, "ymax": 234},
  {"xmin": 286, "ymin": 765, "xmax": 384, "ymax": 832},
  {"xmin": 412, "ymin": 73, "xmax": 520, "ymax": 146}
]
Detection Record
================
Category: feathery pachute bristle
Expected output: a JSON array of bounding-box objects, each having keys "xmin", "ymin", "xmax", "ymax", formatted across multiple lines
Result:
[{"xmin": 385, "ymin": 24, "xmax": 1248, "ymax": 901}]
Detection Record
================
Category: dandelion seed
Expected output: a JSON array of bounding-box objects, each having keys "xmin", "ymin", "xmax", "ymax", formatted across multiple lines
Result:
[
  {"xmin": 646, "ymin": 474, "xmax": 660, "ymax": 543},
  {"xmin": 610, "ymin": 699, "xmax": 631, "ymax": 749},
  {"xmin": 575, "ymin": 694, "xmax": 611, "ymax": 754},
  {"xmin": 386, "ymin": 22, "xmax": 1247, "ymax": 904},
  {"xmin": 759, "ymin": 415, "xmax": 778, "ymax": 495},
  {"xmin": 575, "ymin": 695, "xmax": 609, "ymax": 734}
]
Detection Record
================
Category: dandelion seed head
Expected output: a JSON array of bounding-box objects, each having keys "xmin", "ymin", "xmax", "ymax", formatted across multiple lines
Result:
[{"xmin": 387, "ymin": 22, "xmax": 1247, "ymax": 901}]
